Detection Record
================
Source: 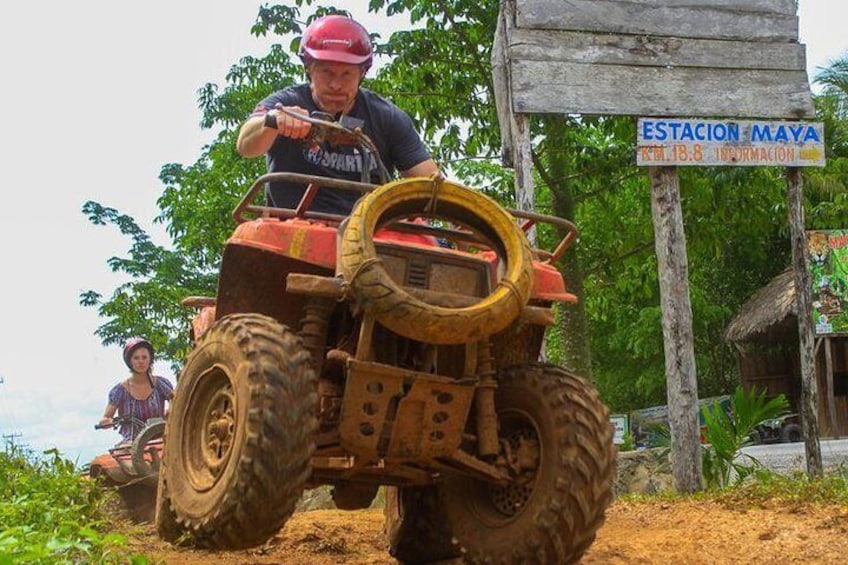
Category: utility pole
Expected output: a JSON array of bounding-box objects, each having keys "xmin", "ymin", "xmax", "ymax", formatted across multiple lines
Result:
[{"xmin": 3, "ymin": 432, "xmax": 23, "ymax": 452}]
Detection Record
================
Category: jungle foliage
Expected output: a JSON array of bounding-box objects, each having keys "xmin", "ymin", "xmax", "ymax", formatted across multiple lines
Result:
[
  {"xmin": 81, "ymin": 2, "xmax": 848, "ymax": 413},
  {"xmin": 0, "ymin": 447, "xmax": 147, "ymax": 564}
]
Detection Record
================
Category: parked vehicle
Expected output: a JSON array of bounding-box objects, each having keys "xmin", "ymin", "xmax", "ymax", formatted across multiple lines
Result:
[
  {"xmin": 749, "ymin": 413, "xmax": 803, "ymax": 444},
  {"xmin": 630, "ymin": 395, "xmax": 732, "ymax": 448}
]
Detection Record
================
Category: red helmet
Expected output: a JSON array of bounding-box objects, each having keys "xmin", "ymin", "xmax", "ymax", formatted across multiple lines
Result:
[
  {"xmin": 299, "ymin": 15, "xmax": 373, "ymax": 70},
  {"xmin": 123, "ymin": 337, "xmax": 154, "ymax": 369}
]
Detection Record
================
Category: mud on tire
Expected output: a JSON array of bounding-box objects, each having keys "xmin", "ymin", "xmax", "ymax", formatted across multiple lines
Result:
[
  {"xmin": 384, "ymin": 485, "xmax": 459, "ymax": 564},
  {"xmin": 439, "ymin": 363, "xmax": 616, "ymax": 564},
  {"xmin": 155, "ymin": 469, "xmax": 183, "ymax": 543},
  {"xmin": 158, "ymin": 313, "xmax": 318, "ymax": 549}
]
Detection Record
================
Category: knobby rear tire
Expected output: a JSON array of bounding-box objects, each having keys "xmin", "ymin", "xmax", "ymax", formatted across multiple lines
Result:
[{"xmin": 384, "ymin": 485, "xmax": 459, "ymax": 563}]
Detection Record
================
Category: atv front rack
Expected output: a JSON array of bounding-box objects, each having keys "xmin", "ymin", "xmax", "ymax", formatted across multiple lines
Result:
[{"xmin": 232, "ymin": 172, "xmax": 579, "ymax": 264}]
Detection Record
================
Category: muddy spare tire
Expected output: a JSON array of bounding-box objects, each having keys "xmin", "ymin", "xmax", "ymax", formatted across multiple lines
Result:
[
  {"xmin": 160, "ymin": 313, "xmax": 318, "ymax": 549},
  {"xmin": 131, "ymin": 417, "xmax": 165, "ymax": 477},
  {"xmin": 340, "ymin": 177, "xmax": 534, "ymax": 344}
]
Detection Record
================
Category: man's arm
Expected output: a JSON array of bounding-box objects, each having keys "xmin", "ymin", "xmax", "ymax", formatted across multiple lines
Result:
[
  {"xmin": 236, "ymin": 106, "xmax": 312, "ymax": 158},
  {"xmin": 400, "ymin": 158, "xmax": 440, "ymax": 178}
]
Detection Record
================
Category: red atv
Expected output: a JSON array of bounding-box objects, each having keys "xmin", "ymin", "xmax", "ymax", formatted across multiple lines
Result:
[
  {"xmin": 89, "ymin": 415, "xmax": 165, "ymax": 522},
  {"xmin": 157, "ymin": 112, "xmax": 616, "ymax": 563}
]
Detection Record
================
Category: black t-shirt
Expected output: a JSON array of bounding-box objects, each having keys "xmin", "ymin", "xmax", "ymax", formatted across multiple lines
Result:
[{"xmin": 250, "ymin": 84, "xmax": 432, "ymax": 214}]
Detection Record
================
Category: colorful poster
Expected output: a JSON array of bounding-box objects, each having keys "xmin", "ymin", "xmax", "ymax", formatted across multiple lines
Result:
[{"xmin": 808, "ymin": 230, "xmax": 848, "ymax": 335}]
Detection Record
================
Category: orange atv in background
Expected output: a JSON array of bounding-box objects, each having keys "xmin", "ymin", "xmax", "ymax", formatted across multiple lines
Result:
[
  {"xmin": 157, "ymin": 112, "xmax": 616, "ymax": 564},
  {"xmin": 89, "ymin": 415, "xmax": 165, "ymax": 522}
]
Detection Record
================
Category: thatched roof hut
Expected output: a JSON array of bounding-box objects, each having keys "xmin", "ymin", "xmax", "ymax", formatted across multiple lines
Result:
[
  {"xmin": 725, "ymin": 268, "xmax": 848, "ymax": 437},
  {"xmin": 724, "ymin": 269, "xmax": 797, "ymax": 345}
]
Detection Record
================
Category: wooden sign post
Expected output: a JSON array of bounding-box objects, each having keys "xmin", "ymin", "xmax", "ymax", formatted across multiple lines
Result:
[
  {"xmin": 649, "ymin": 166, "xmax": 702, "ymax": 490},
  {"xmin": 787, "ymin": 168, "xmax": 823, "ymax": 476},
  {"xmin": 493, "ymin": 0, "xmax": 823, "ymax": 488}
]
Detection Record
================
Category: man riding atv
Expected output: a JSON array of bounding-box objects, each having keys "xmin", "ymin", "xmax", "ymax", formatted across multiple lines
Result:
[
  {"xmin": 158, "ymin": 13, "xmax": 616, "ymax": 565},
  {"xmin": 236, "ymin": 14, "xmax": 439, "ymax": 215}
]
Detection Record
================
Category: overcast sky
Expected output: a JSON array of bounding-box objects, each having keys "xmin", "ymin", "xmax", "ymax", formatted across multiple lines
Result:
[{"xmin": 0, "ymin": 1, "xmax": 844, "ymax": 465}]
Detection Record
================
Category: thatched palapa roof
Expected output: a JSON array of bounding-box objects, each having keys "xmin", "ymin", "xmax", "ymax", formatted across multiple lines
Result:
[{"xmin": 724, "ymin": 269, "xmax": 797, "ymax": 344}]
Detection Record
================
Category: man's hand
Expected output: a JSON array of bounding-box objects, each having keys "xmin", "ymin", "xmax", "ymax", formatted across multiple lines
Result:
[
  {"xmin": 237, "ymin": 105, "xmax": 311, "ymax": 157},
  {"xmin": 271, "ymin": 105, "xmax": 311, "ymax": 139}
]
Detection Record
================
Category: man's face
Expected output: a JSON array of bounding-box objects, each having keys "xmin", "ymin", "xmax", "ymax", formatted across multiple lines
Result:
[{"xmin": 308, "ymin": 60, "xmax": 364, "ymax": 115}]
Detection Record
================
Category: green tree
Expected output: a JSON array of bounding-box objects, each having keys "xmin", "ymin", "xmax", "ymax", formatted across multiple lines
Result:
[
  {"xmin": 81, "ymin": 6, "xmax": 308, "ymax": 367},
  {"xmin": 81, "ymin": 4, "xmax": 848, "ymax": 412},
  {"xmin": 806, "ymin": 54, "xmax": 848, "ymax": 230}
]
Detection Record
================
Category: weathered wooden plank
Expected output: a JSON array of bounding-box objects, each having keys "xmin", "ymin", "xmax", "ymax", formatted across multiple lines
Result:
[
  {"xmin": 511, "ymin": 61, "xmax": 815, "ymax": 118},
  {"xmin": 517, "ymin": 0, "xmax": 798, "ymax": 41},
  {"xmin": 520, "ymin": 0, "xmax": 797, "ymax": 13},
  {"xmin": 492, "ymin": 4, "xmax": 515, "ymax": 167},
  {"xmin": 513, "ymin": 113, "xmax": 537, "ymax": 245},
  {"xmin": 509, "ymin": 28, "xmax": 807, "ymax": 71}
]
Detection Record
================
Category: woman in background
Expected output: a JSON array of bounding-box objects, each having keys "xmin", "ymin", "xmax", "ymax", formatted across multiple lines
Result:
[{"xmin": 98, "ymin": 337, "xmax": 174, "ymax": 442}]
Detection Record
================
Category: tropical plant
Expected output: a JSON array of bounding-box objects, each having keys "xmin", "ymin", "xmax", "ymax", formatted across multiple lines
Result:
[
  {"xmin": 618, "ymin": 430, "xmax": 636, "ymax": 452},
  {"xmin": 700, "ymin": 386, "xmax": 789, "ymax": 489}
]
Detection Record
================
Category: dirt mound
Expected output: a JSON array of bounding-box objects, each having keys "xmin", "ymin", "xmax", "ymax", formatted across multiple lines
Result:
[{"xmin": 124, "ymin": 498, "xmax": 848, "ymax": 564}]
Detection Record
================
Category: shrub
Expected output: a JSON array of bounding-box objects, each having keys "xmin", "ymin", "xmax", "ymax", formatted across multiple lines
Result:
[
  {"xmin": 701, "ymin": 386, "xmax": 789, "ymax": 489},
  {"xmin": 0, "ymin": 447, "xmax": 146, "ymax": 564}
]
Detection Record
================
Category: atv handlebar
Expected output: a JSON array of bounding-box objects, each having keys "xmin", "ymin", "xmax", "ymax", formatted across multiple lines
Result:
[
  {"xmin": 95, "ymin": 415, "xmax": 146, "ymax": 431},
  {"xmin": 234, "ymin": 110, "xmax": 579, "ymax": 263},
  {"xmin": 277, "ymin": 107, "xmax": 391, "ymax": 185}
]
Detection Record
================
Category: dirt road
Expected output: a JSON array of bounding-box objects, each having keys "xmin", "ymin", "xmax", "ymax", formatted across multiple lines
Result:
[{"xmin": 125, "ymin": 497, "xmax": 848, "ymax": 564}]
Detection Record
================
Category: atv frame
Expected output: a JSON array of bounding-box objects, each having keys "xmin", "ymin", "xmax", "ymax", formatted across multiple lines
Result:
[{"xmin": 157, "ymin": 113, "xmax": 616, "ymax": 563}]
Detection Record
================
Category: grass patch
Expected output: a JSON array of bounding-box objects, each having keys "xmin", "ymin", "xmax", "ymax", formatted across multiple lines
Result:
[
  {"xmin": 0, "ymin": 447, "xmax": 150, "ymax": 564},
  {"xmin": 715, "ymin": 467, "xmax": 848, "ymax": 507},
  {"xmin": 618, "ymin": 465, "xmax": 848, "ymax": 509}
]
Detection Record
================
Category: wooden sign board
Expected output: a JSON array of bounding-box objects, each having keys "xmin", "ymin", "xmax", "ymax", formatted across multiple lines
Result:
[
  {"xmin": 637, "ymin": 118, "xmax": 825, "ymax": 166},
  {"xmin": 502, "ymin": 0, "xmax": 814, "ymax": 119}
]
